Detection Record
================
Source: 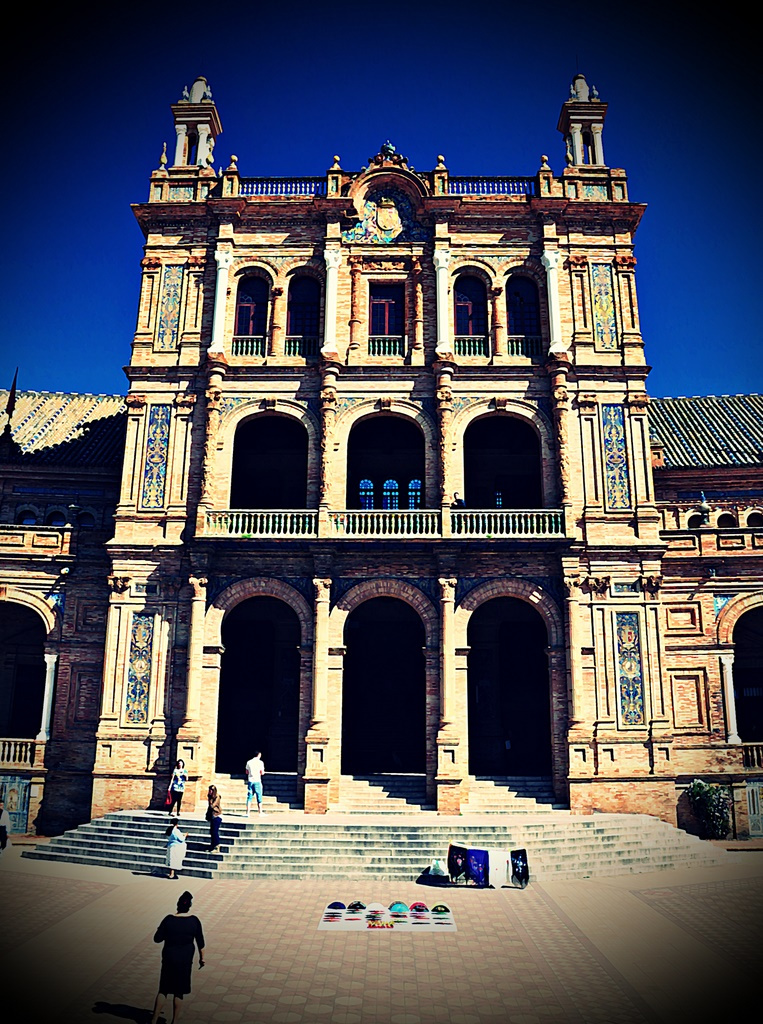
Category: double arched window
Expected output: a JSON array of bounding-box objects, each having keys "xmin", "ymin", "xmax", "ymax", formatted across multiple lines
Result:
[
  {"xmin": 287, "ymin": 277, "xmax": 321, "ymax": 355},
  {"xmin": 454, "ymin": 275, "xmax": 488, "ymax": 356},
  {"xmin": 234, "ymin": 277, "xmax": 269, "ymax": 356}
]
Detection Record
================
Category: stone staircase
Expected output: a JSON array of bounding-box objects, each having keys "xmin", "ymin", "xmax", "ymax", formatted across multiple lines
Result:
[
  {"xmin": 335, "ymin": 774, "xmax": 434, "ymax": 812},
  {"xmin": 211, "ymin": 773, "xmax": 301, "ymax": 815},
  {"xmin": 22, "ymin": 809, "xmax": 730, "ymax": 882},
  {"xmin": 462, "ymin": 776, "xmax": 566, "ymax": 814}
]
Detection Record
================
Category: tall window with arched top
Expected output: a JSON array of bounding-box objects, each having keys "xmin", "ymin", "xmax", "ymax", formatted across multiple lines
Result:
[
  {"xmin": 359, "ymin": 479, "xmax": 374, "ymax": 509},
  {"xmin": 235, "ymin": 277, "xmax": 269, "ymax": 337},
  {"xmin": 506, "ymin": 276, "xmax": 541, "ymax": 336},
  {"xmin": 454, "ymin": 275, "xmax": 488, "ymax": 336},
  {"xmin": 408, "ymin": 479, "xmax": 422, "ymax": 509},
  {"xmin": 287, "ymin": 276, "xmax": 321, "ymax": 355},
  {"xmin": 382, "ymin": 479, "xmax": 399, "ymax": 510}
]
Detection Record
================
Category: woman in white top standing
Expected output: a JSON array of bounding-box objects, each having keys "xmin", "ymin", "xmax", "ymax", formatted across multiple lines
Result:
[{"xmin": 165, "ymin": 818, "xmax": 187, "ymax": 879}]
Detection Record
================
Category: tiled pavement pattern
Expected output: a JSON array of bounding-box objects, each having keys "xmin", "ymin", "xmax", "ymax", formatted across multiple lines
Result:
[{"xmin": 1, "ymin": 846, "xmax": 760, "ymax": 1023}]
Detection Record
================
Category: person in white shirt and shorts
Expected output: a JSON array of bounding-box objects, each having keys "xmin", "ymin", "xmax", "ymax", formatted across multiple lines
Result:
[{"xmin": 245, "ymin": 752, "xmax": 265, "ymax": 815}]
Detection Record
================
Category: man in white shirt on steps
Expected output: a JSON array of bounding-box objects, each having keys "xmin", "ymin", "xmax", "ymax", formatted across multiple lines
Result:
[{"xmin": 245, "ymin": 752, "xmax": 266, "ymax": 816}]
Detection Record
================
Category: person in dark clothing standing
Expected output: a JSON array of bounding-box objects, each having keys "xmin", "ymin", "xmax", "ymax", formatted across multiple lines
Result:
[
  {"xmin": 167, "ymin": 759, "xmax": 187, "ymax": 815},
  {"xmin": 150, "ymin": 890, "xmax": 205, "ymax": 1024},
  {"xmin": 206, "ymin": 784, "xmax": 222, "ymax": 851}
]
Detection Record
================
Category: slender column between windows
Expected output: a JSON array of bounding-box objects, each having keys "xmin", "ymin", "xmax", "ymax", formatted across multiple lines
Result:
[
  {"xmin": 720, "ymin": 654, "xmax": 741, "ymax": 744},
  {"xmin": 197, "ymin": 123, "xmax": 211, "ymax": 166},
  {"xmin": 439, "ymin": 578, "xmax": 457, "ymax": 725},
  {"xmin": 209, "ymin": 249, "xmax": 234, "ymax": 355},
  {"xmin": 348, "ymin": 257, "xmax": 362, "ymax": 354},
  {"xmin": 434, "ymin": 248, "xmax": 452, "ymax": 356},
  {"xmin": 269, "ymin": 286, "xmax": 285, "ymax": 357},
  {"xmin": 541, "ymin": 249, "xmax": 566, "ymax": 354},
  {"xmin": 591, "ymin": 123, "xmax": 605, "ymax": 166},
  {"xmin": 311, "ymin": 578, "xmax": 332, "ymax": 724},
  {"xmin": 36, "ymin": 653, "xmax": 59, "ymax": 742},
  {"xmin": 183, "ymin": 575, "xmax": 207, "ymax": 727},
  {"xmin": 490, "ymin": 286, "xmax": 506, "ymax": 358},
  {"xmin": 570, "ymin": 122, "xmax": 583, "ymax": 165},
  {"xmin": 173, "ymin": 123, "xmax": 188, "ymax": 166},
  {"xmin": 321, "ymin": 249, "xmax": 342, "ymax": 358}
]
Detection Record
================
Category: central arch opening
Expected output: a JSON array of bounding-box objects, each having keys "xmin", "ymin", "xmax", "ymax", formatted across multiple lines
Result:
[
  {"xmin": 467, "ymin": 597, "xmax": 551, "ymax": 775},
  {"xmin": 230, "ymin": 415, "xmax": 308, "ymax": 509},
  {"xmin": 342, "ymin": 597, "xmax": 426, "ymax": 773},
  {"xmin": 0, "ymin": 603, "xmax": 46, "ymax": 738},
  {"xmin": 463, "ymin": 416, "xmax": 542, "ymax": 508},
  {"xmin": 347, "ymin": 415, "xmax": 426, "ymax": 509},
  {"xmin": 216, "ymin": 597, "xmax": 301, "ymax": 774},
  {"xmin": 733, "ymin": 606, "xmax": 763, "ymax": 741}
]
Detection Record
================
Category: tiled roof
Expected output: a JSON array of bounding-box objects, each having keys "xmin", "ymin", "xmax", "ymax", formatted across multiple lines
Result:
[
  {"xmin": 0, "ymin": 390, "xmax": 126, "ymax": 467},
  {"xmin": 649, "ymin": 395, "xmax": 763, "ymax": 469}
]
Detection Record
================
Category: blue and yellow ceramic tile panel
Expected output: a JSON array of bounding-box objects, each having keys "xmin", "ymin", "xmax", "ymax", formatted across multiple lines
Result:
[
  {"xmin": 125, "ymin": 613, "xmax": 154, "ymax": 724},
  {"xmin": 602, "ymin": 404, "xmax": 631, "ymax": 509},
  {"xmin": 141, "ymin": 404, "xmax": 171, "ymax": 509},
  {"xmin": 615, "ymin": 611, "xmax": 645, "ymax": 726}
]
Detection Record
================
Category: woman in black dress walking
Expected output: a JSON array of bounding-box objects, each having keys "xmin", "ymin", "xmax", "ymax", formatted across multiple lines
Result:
[{"xmin": 150, "ymin": 890, "xmax": 205, "ymax": 1024}]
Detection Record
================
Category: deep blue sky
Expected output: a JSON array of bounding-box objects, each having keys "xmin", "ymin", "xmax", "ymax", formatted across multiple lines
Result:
[{"xmin": 4, "ymin": 2, "xmax": 760, "ymax": 399}]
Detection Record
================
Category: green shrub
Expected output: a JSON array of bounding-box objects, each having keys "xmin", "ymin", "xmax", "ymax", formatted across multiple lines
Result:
[{"xmin": 685, "ymin": 778, "xmax": 731, "ymax": 839}]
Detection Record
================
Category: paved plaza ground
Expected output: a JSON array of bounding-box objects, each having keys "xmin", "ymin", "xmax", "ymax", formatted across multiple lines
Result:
[{"xmin": 1, "ymin": 836, "xmax": 761, "ymax": 1024}]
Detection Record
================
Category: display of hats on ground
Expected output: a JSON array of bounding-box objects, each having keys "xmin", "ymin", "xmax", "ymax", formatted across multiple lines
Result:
[{"xmin": 319, "ymin": 898, "xmax": 456, "ymax": 931}]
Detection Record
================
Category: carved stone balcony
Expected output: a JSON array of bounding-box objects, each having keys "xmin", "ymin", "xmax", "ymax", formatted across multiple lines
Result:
[
  {"xmin": 0, "ymin": 525, "xmax": 73, "ymax": 559},
  {"xmin": 743, "ymin": 743, "xmax": 763, "ymax": 770},
  {"xmin": 0, "ymin": 738, "xmax": 37, "ymax": 770},
  {"xmin": 204, "ymin": 509, "xmax": 565, "ymax": 541}
]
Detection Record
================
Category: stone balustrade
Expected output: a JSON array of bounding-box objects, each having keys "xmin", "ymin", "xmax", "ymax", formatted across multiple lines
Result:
[
  {"xmin": 0, "ymin": 738, "xmax": 36, "ymax": 769},
  {"xmin": 451, "ymin": 509, "xmax": 565, "ymax": 537},
  {"xmin": 328, "ymin": 510, "xmax": 440, "ymax": 538},
  {"xmin": 239, "ymin": 177, "xmax": 327, "ymax": 196},
  {"xmin": 743, "ymin": 744, "xmax": 763, "ymax": 769},
  {"xmin": 206, "ymin": 510, "xmax": 318, "ymax": 538},
  {"xmin": 448, "ymin": 176, "xmax": 536, "ymax": 196}
]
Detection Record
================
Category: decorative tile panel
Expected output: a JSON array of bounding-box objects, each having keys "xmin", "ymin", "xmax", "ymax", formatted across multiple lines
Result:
[
  {"xmin": 141, "ymin": 405, "xmax": 171, "ymax": 509},
  {"xmin": 591, "ymin": 263, "xmax": 617, "ymax": 349},
  {"xmin": 342, "ymin": 187, "xmax": 430, "ymax": 244},
  {"xmin": 615, "ymin": 612, "xmax": 645, "ymax": 726},
  {"xmin": 714, "ymin": 594, "xmax": 733, "ymax": 616},
  {"xmin": 583, "ymin": 184, "xmax": 608, "ymax": 200},
  {"xmin": 602, "ymin": 404, "xmax": 631, "ymax": 509},
  {"xmin": 156, "ymin": 265, "xmax": 184, "ymax": 350},
  {"xmin": 125, "ymin": 613, "xmax": 154, "ymax": 724},
  {"xmin": 168, "ymin": 186, "xmax": 194, "ymax": 201}
]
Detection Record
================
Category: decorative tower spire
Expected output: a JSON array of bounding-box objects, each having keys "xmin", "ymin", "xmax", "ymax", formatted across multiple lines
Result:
[
  {"xmin": 557, "ymin": 73, "xmax": 608, "ymax": 167},
  {"xmin": 0, "ymin": 368, "xmax": 23, "ymax": 462},
  {"xmin": 170, "ymin": 76, "xmax": 223, "ymax": 168}
]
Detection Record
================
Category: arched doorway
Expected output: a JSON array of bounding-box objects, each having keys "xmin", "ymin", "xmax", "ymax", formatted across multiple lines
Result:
[
  {"xmin": 467, "ymin": 597, "xmax": 551, "ymax": 775},
  {"xmin": 0, "ymin": 603, "xmax": 46, "ymax": 737},
  {"xmin": 347, "ymin": 416, "xmax": 426, "ymax": 509},
  {"xmin": 230, "ymin": 416, "xmax": 308, "ymax": 509},
  {"xmin": 733, "ymin": 607, "xmax": 763, "ymax": 741},
  {"xmin": 463, "ymin": 416, "xmax": 542, "ymax": 508},
  {"xmin": 216, "ymin": 597, "xmax": 301, "ymax": 773},
  {"xmin": 342, "ymin": 597, "xmax": 425, "ymax": 773}
]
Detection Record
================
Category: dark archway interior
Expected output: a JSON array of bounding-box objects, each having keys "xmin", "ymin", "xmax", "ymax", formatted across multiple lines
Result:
[
  {"xmin": 230, "ymin": 416, "xmax": 308, "ymax": 509},
  {"xmin": 464, "ymin": 416, "xmax": 543, "ymax": 508},
  {"xmin": 467, "ymin": 597, "xmax": 551, "ymax": 775},
  {"xmin": 0, "ymin": 604, "xmax": 46, "ymax": 737},
  {"xmin": 216, "ymin": 597, "xmax": 301, "ymax": 773},
  {"xmin": 733, "ymin": 607, "xmax": 763, "ymax": 741},
  {"xmin": 342, "ymin": 597, "xmax": 426, "ymax": 773},
  {"xmin": 347, "ymin": 416, "xmax": 426, "ymax": 509}
]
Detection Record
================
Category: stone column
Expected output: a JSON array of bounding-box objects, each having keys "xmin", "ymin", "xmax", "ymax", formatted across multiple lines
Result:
[
  {"xmin": 311, "ymin": 578, "xmax": 332, "ymax": 726},
  {"xmin": 182, "ymin": 575, "xmax": 207, "ymax": 729},
  {"xmin": 438, "ymin": 578, "xmax": 457, "ymax": 726},
  {"xmin": 490, "ymin": 285, "xmax": 506, "ymax": 359},
  {"xmin": 318, "ymin": 367, "xmax": 338, "ymax": 531},
  {"xmin": 197, "ymin": 123, "xmax": 210, "ymax": 166},
  {"xmin": 549, "ymin": 359, "xmax": 572, "ymax": 512},
  {"xmin": 36, "ymin": 653, "xmax": 59, "ymax": 742},
  {"xmin": 173, "ymin": 123, "xmax": 188, "ymax": 166},
  {"xmin": 591, "ymin": 123, "xmax": 605, "ymax": 166},
  {"xmin": 269, "ymin": 286, "xmax": 285, "ymax": 357},
  {"xmin": 720, "ymin": 653, "xmax": 742, "ymax": 745},
  {"xmin": 570, "ymin": 122, "xmax": 583, "ymax": 165},
  {"xmin": 434, "ymin": 248, "xmax": 452, "ymax": 356},
  {"xmin": 541, "ymin": 249, "xmax": 566, "ymax": 354},
  {"xmin": 411, "ymin": 258, "xmax": 424, "ymax": 363},
  {"xmin": 348, "ymin": 256, "xmax": 363, "ymax": 356},
  {"xmin": 208, "ymin": 249, "xmax": 234, "ymax": 355},
  {"xmin": 197, "ymin": 378, "xmax": 223, "ymax": 531},
  {"xmin": 321, "ymin": 248, "xmax": 342, "ymax": 358},
  {"xmin": 436, "ymin": 364, "xmax": 455, "ymax": 536}
]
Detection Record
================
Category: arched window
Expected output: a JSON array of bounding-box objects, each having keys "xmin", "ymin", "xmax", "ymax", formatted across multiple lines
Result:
[
  {"xmin": 287, "ymin": 277, "xmax": 321, "ymax": 339},
  {"xmin": 506, "ymin": 276, "xmax": 541, "ymax": 336},
  {"xmin": 230, "ymin": 416, "xmax": 309, "ymax": 509},
  {"xmin": 687, "ymin": 514, "xmax": 703, "ymax": 529},
  {"xmin": 747, "ymin": 512, "xmax": 763, "ymax": 528},
  {"xmin": 369, "ymin": 284, "xmax": 404, "ymax": 339},
  {"xmin": 407, "ymin": 479, "xmax": 422, "ymax": 509},
  {"xmin": 78, "ymin": 511, "xmax": 96, "ymax": 529},
  {"xmin": 359, "ymin": 479, "xmax": 374, "ymax": 509},
  {"xmin": 717, "ymin": 513, "xmax": 737, "ymax": 528},
  {"xmin": 45, "ymin": 510, "xmax": 67, "ymax": 527},
  {"xmin": 15, "ymin": 508, "xmax": 37, "ymax": 525},
  {"xmin": 454, "ymin": 275, "xmax": 488, "ymax": 336},
  {"xmin": 235, "ymin": 277, "xmax": 269, "ymax": 337},
  {"xmin": 382, "ymin": 479, "xmax": 399, "ymax": 510}
]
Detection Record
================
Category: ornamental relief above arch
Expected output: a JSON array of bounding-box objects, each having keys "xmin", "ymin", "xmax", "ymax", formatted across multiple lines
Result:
[
  {"xmin": 204, "ymin": 577, "xmax": 313, "ymax": 649},
  {"xmin": 328, "ymin": 577, "xmax": 439, "ymax": 649},
  {"xmin": 332, "ymin": 397, "xmax": 438, "ymax": 451},
  {"xmin": 453, "ymin": 577, "xmax": 563, "ymax": 649}
]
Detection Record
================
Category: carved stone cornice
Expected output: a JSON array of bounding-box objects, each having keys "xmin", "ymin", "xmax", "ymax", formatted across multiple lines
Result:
[
  {"xmin": 125, "ymin": 394, "xmax": 147, "ymax": 410},
  {"xmin": 579, "ymin": 575, "xmax": 610, "ymax": 596},
  {"xmin": 188, "ymin": 575, "xmax": 208, "ymax": 599},
  {"xmin": 576, "ymin": 393, "xmax": 598, "ymax": 415}
]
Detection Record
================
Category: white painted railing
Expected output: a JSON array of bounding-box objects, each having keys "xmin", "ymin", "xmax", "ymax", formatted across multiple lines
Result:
[
  {"xmin": 451, "ymin": 509, "xmax": 565, "ymax": 537},
  {"xmin": 328, "ymin": 510, "xmax": 440, "ymax": 537},
  {"xmin": 0, "ymin": 738, "xmax": 36, "ymax": 768},
  {"xmin": 206, "ymin": 510, "xmax": 318, "ymax": 537}
]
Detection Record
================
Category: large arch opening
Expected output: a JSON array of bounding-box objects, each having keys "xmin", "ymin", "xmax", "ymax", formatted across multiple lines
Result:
[
  {"xmin": 733, "ymin": 607, "xmax": 763, "ymax": 741},
  {"xmin": 0, "ymin": 603, "xmax": 46, "ymax": 738},
  {"xmin": 467, "ymin": 597, "xmax": 551, "ymax": 775},
  {"xmin": 347, "ymin": 415, "xmax": 426, "ymax": 509},
  {"xmin": 463, "ymin": 415, "xmax": 542, "ymax": 508},
  {"xmin": 342, "ymin": 597, "xmax": 426, "ymax": 773},
  {"xmin": 230, "ymin": 415, "xmax": 308, "ymax": 509},
  {"xmin": 216, "ymin": 597, "xmax": 301, "ymax": 773}
]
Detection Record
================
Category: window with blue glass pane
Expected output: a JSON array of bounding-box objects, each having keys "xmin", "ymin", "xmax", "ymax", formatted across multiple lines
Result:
[
  {"xmin": 408, "ymin": 479, "xmax": 422, "ymax": 509},
  {"xmin": 383, "ymin": 479, "xmax": 399, "ymax": 509},
  {"xmin": 359, "ymin": 479, "xmax": 374, "ymax": 509}
]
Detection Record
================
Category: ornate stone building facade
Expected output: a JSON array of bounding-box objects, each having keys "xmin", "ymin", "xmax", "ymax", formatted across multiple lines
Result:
[{"xmin": 1, "ymin": 74, "xmax": 762, "ymax": 837}]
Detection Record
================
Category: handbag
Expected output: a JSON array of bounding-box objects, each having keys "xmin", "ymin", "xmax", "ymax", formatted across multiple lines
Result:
[
  {"xmin": 205, "ymin": 805, "xmax": 213, "ymax": 821},
  {"xmin": 164, "ymin": 790, "xmax": 173, "ymax": 808}
]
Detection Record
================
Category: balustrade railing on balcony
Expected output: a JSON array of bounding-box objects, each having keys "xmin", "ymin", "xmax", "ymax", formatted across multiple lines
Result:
[
  {"xmin": 285, "ymin": 336, "xmax": 320, "ymax": 357},
  {"xmin": 231, "ymin": 336, "xmax": 266, "ymax": 357},
  {"xmin": 0, "ymin": 738, "xmax": 36, "ymax": 769},
  {"xmin": 368, "ymin": 335, "xmax": 405, "ymax": 357},
  {"xmin": 451, "ymin": 509, "xmax": 565, "ymax": 537},
  {"xmin": 454, "ymin": 335, "xmax": 489, "ymax": 357},
  {"xmin": 448, "ymin": 176, "xmax": 536, "ymax": 196},
  {"xmin": 206, "ymin": 510, "xmax": 318, "ymax": 538},
  {"xmin": 328, "ymin": 510, "xmax": 440, "ymax": 537},
  {"xmin": 743, "ymin": 743, "xmax": 763, "ymax": 769},
  {"xmin": 506, "ymin": 335, "xmax": 544, "ymax": 359},
  {"xmin": 239, "ymin": 177, "xmax": 328, "ymax": 196}
]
